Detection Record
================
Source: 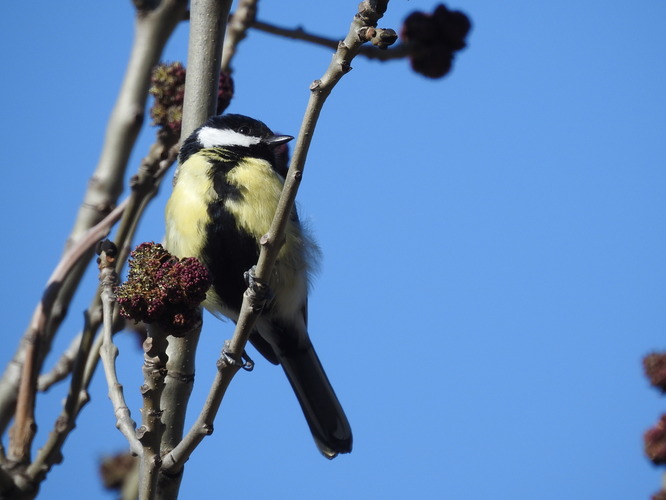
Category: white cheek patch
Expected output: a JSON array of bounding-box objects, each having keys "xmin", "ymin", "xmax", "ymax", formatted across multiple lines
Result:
[{"xmin": 197, "ymin": 127, "xmax": 262, "ymax": 148}]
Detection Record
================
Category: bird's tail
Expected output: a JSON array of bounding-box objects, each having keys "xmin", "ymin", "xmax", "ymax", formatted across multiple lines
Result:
[{"xmin": 277, "ymin": 341, "xmax": 353, "ymax": 458}]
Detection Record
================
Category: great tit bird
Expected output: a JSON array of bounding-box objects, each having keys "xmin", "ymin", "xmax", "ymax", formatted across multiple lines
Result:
[{"xmin": 164, "ymin": 114, "xmax": 352, "ymax": 458}]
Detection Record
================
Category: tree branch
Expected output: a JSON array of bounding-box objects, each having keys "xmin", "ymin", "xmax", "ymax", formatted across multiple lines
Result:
[
  {"xmin": 6, "ymin": 201, "xmax": 128, "ymax": 464},
  {"xmin": 161, "ymin": 0, "xmax": 394, "ymax": 471},
  {"xmin": 36, "ymin": 335, "xmax": 81, "ymax": 393},
  {"xmin": 14, "ymin": 132, "xmax": 180, "ymax": 493},
  {"xmin": 155, "ymin": 1, "xmax": 232, "ymax": 497},
  {"xmin": 233, "ymin": 0, "xmax": 394, "ymax": 352},
  {"xmin": 179, "ymin": 0, "xmax": 233, "ymax": 141},
  {"xmin": 159, "ymin": 343, "xmax": 241, "ymax": 473},
  {"xmin": 137, "ymin": 327, "xmax": 169, "ymax": 500},
  {"xmin": 0, "ymin": 465, "xmax": 16, "ymax": 499},
  {"xmin": 0, "ymin": 0, "xmax": 187, "ymax": 437},
  {"xmin": 25, "ymin": 311, "xmax": 96, "ymax": 485},
  {"xmin": 98, "ymin": 243, "xmax": 142, "ymax": 456}
]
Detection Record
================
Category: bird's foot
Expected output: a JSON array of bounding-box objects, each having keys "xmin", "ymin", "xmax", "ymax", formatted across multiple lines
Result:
[
  {"xmin": 221, "ymin": 340, "xmax": 254, "ymax": 371},
  {"xmin": 240, "ymin": 350, "xmax": 255, "ymax": 371},
  {"xmin": 244, "ymin": 266, "xmax": 272, "ymax": 303}
]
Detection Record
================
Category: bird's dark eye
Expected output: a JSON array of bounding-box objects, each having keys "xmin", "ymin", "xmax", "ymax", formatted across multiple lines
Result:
[{"xmin": 239, "ymin": 126, "xmax": 250, "ymax": 135}]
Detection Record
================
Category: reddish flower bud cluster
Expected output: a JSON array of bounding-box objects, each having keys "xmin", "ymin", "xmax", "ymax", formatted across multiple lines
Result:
[
  {"xmin": 645, "ymin": 415, "xmax": 666, "ymax": 465},
  {"xmin": 149, "ymin": 62, "xmax": 186, "ymax": 136},
  {"xmin": 149, "ymin": 62, "xmax": 234, "ymax": 137},
  {"xmin": 644, "ymin": 351, "xmax": 666, "ymax": 497},
  {"xmin": 401, "ymin": 4, "xmax": 471, "ymax": 79},
  {"xmin": 272, "ymin": 141, "xmax": 291, "ymax": 179},
  {"xmin": 115, "ymin": 242, "xmax": 210, "ymax": 334},
  {"xmin": 645, "ymin": 352, "xmax": 666, "ymax": 393},
  {"xmin": 99, "ymin": 452, "xmax": 137, "ymax": 491},
  {"xmin": 217, "ymin": 69, "xmax": 234, "ymax": 115}
]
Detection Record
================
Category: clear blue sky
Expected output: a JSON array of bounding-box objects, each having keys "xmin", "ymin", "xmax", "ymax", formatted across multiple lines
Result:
[{"xmin": 2, "ymin": 1, "xmax": 666, "ymax": 498}]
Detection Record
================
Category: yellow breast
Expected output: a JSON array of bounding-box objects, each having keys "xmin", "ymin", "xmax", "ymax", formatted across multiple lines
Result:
[
  {"xmin": 164, "ymin": 154, "xmax": 216, "ymax": 260},
  {"xmin": 224, "ymin": 157, "xmax": 284, "ymax": 239}
]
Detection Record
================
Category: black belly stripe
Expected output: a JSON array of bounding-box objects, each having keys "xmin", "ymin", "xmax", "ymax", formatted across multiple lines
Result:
[
  {"xmin": 203, "ymin": 182, "xmax": 259, "ymax": 314},
  {"xmin": 198, "ymin": 145, "xmax": 281, "ymax": 313}
]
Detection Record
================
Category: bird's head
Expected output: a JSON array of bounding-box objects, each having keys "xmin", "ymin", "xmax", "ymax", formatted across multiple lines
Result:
[{"xmin": 179, "ymin": 114, "xmax": 293, "ymax": 165}]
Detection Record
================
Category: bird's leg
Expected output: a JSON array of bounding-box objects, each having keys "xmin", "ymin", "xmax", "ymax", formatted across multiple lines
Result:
[{"xmin": 218, "ymin": 267, "xmax": 269, "ymax": 371}]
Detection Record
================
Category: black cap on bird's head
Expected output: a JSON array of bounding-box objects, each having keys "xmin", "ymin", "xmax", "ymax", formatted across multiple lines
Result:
[{"xmin": 179, "ymin": 114, "xmax": 293, "ymax": 164}]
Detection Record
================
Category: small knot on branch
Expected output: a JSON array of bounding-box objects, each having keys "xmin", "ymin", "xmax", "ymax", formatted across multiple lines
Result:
[
  {"xmin": 97, "ymin": 239, "xmax": 118, "ymax": 265},
  {"xmin": 97, "ymin": 239, "xmax": 119, "ymax": 292},
  {"xmin": 359, "ymin": 26, "xmax": 397, "ymax": 49}
]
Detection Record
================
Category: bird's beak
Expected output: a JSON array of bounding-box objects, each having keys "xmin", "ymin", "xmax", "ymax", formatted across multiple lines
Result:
[{"xmin": 264, "ymin": 134, "xmax": 294, "ymax": 147}]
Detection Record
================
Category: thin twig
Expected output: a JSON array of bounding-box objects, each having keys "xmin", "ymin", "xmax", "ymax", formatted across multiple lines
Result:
[
  {"xmin": 98, "ymin": 244, "xmax": 142, "ymax": 456},
  {"xmin": 221, "ymin": 0, "xmax": 259, "ymax": 73},
  {"xmin": 25, "ymin": 310, "xmax": 97, "ymax": 484},
  {"xmin": 252, "ymin": 18, "xmax": 409, "ymax": 61},
  {"xmin": 37, "ymin": 334, "xmax": 82, "ymax": 392},
  {"xmin": 233, "ymin": 0, "xmax": 394, "ymax": 353}
]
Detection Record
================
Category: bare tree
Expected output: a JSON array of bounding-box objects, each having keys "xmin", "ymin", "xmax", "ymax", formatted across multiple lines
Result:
[{"xmin": 0, "ymin": 1, "xmax": 470, "ymax": 499}]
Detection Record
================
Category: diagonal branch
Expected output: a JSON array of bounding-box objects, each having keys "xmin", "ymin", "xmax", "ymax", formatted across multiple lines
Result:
[
  {"xmin": 245, "ymin": 0, "xmax": 394, "ymax": 326},
  {"xmin": 26, "ymin": 311, "xmax": 97, "ymax": 484},
  {"xmin": 160, "ymin": 0, "xmax": 394, "ymax": 472},
  {"xmin": 7, "ymin": 200, "xmax": 128, "ymax": 464}
]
